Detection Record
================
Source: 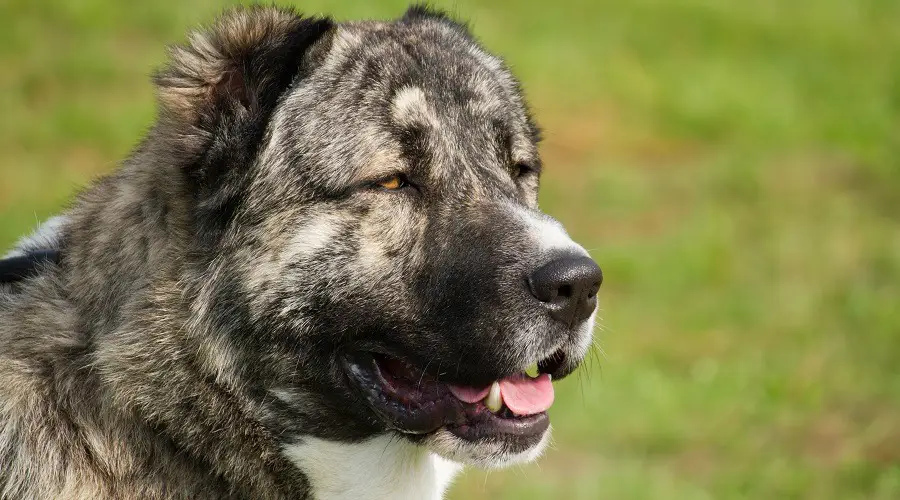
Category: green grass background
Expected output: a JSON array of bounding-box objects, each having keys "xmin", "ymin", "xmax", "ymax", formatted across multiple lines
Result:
[{"xmin": 1, "ymin": 1, "xmax": 898, "ymax": 498}]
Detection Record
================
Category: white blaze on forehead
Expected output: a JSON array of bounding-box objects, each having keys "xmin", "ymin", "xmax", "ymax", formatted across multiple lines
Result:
[
  {"xmin": 392, "ymin": 86, "xmax": 440, "ymax": 128},
  {"xmin": 283, "ymin": 434, "xmax": 461, "ymax": 500},
  {"xmin": 514, "ymin": 207, "xmax": 588, "ymax": 257}
]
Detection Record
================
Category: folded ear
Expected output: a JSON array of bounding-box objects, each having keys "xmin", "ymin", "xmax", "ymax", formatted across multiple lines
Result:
[
  {"xmin": 153, "ymin": 6, "xmax": 332, "ymax": 170},
  {"xmin": 150, "ymin": 7, "xmax": 332, "ymax": 246}
]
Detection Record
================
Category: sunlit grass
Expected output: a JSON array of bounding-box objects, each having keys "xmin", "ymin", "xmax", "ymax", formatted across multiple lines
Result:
[{"xmin": 1, "ymin": 1, "xmax": 898, "ymax": 498}]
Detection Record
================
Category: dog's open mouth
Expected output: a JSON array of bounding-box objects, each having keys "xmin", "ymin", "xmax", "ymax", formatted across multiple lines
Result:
[{"xmin": 343, "ymin": 350, "xmax": 567, "ymax": 442}]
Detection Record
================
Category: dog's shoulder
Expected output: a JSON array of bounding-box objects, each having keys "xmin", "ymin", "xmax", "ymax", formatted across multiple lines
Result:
[{"xmin": 0, "ymin": 219, "xmax": 220, "ymax": 500}]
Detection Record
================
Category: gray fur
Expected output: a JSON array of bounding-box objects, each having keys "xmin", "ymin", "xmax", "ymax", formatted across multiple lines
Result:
[{"xmin": 0, "ymin": 5, "xmax": 598, "ymax": 499}]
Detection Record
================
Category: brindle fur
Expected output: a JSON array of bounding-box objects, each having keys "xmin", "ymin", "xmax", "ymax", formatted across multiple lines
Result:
[{"xmin": 0, "ymin": 5, "xmax": 595, "ymax": 499}]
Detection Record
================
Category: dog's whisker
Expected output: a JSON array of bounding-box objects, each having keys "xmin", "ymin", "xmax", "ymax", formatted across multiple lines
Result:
[{"xmin": 416, "ymin": 353, "xmax": 439, "ymax": 391}]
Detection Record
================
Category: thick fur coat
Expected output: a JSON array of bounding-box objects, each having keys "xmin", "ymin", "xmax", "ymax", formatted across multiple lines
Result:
[{"xmin": 0, "ymin": 6, "xmax": 600, "ymax": 499}]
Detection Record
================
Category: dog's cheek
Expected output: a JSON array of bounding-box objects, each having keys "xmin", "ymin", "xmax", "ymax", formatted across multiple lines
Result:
[
  {"xmin": 342, "ymin": 201, "xmax": 427, "ymax": 317},
  {"xmin": 237, "ymin": 199, "xmax": 426, "ymax": 352}
]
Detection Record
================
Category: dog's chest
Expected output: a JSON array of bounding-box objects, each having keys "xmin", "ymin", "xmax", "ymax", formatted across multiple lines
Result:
[{"xmin": 283, "ymin": 435, "xmax": 462, "ymax": 500}]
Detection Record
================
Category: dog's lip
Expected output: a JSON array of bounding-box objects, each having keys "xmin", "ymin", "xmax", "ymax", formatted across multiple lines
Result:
[
  {"xmin": 348, "ymin": 341, "xmax": 572, "ymax": 384},
  {"xmin": 341, "ymin": 351, "xmax": 552, "ymax": 439}
]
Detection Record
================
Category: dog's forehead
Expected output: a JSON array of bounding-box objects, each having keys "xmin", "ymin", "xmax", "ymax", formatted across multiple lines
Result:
[{"xmin": 261, "ymin": 18, "xmax": 539, "ymax": 192}]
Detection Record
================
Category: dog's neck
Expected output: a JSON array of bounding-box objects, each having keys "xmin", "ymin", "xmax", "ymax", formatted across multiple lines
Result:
[{"xmin": 284, "ymin": 434, "xmax": 462, "ymax": 500}]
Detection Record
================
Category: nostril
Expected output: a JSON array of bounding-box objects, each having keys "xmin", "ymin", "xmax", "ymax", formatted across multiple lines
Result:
[{"xmin": 529, "ymin": 255, "xmax": 602, "ymax": 325}]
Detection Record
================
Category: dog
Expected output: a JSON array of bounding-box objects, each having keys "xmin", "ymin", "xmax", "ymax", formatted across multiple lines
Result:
[{"xmin": 0, "ymin": 5, "xmax": 602, "ymax": 499}]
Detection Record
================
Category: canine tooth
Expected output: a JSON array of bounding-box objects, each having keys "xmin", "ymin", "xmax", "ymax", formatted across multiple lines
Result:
[
  {"xmin": 525, "ymin": 363, "xmax": 539, "ymax": 378},
  {"xmin": 484, "ymin": 381, "xmax": 502, "ymax": 412}
]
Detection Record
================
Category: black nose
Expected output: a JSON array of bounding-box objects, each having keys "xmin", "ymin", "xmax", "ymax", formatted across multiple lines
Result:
[{"xmin": 528, "ymin": 255, "xmax": 602, "ymax": 326}]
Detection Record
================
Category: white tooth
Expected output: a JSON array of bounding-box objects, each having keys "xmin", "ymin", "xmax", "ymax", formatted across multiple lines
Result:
[
  {"xmin": 484, "ymin": 381, "xmax": 502, "ymax": 413},
  {"xmin": 525, "ymin": 363, "xmax": 539, "ymax": 378}
]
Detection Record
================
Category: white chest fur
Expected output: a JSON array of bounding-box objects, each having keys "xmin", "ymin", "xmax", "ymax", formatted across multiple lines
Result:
[{"xmin": 283, "ymin": 434, "xmax": 462, "ymax": 500}]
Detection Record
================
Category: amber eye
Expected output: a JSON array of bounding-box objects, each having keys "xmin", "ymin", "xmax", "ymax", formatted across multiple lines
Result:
[{"xmin": 377, "ymin": 174, "xmax": 408, "ymax": 190}]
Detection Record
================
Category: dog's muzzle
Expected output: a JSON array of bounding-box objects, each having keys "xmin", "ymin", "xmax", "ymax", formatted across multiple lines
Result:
[{"xmin": 528, "ymin": 253, "xmax": 602, "ymax": 327}]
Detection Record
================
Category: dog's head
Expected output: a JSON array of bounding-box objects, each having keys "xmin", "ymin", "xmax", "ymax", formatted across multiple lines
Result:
[{"xmin": 156, "ymin": 6, "xmax": 601, "ymax": 468}]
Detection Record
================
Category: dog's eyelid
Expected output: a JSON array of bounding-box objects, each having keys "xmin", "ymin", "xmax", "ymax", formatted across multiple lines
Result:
[
  {"xmin": 513, "ymin": 162, "xmax": 541, "ymax": 178},
  {"xmin": 366, "ymin": 172, "xmax": 418, "ymax": 193}
]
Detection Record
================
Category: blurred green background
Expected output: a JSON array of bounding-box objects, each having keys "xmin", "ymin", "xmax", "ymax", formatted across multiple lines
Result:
[{"xmin": 1, "ymin": 1, "xmax": 898, "ymax": 498}]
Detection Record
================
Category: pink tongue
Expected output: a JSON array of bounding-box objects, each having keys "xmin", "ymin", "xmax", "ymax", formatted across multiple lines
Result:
[
  {"xmin": 448, "ymin": 384, "xmax": 490, "ymax": 403},
  {"xmin": 448, "ymin": 373, "xmax": 555, "ymax": 416},
  {"xmin": 499, "ymin": 373, "xmax": 554, "ymax": 416}
]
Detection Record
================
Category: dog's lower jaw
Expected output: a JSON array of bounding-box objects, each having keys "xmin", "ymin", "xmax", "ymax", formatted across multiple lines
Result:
[
  {"xmin": 425, "ymin": 427, "xmax": 553, "ymax": 470},
  {"xmin": 283, "ymin": 434, "xmax": 462, "ymax": 500}
]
